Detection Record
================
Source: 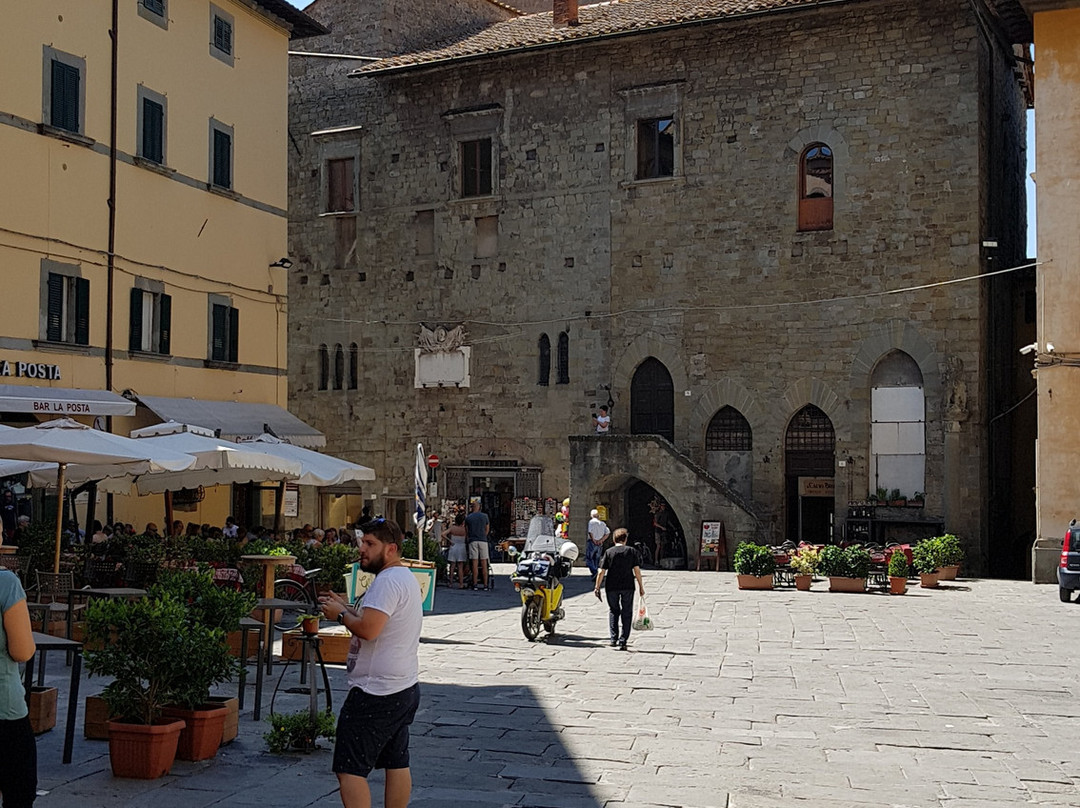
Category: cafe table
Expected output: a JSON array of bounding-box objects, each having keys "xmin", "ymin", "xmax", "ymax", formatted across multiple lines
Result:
[
  {"xmin": 24, "ymin": 631, "xmax": 81, "ymax": 764},
  {"xmin": 241, "ymin": 554, "xmax": 297, "ymax": 676}
]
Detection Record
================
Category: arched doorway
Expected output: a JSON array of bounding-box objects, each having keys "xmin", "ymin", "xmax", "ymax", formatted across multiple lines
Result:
[
  {"xmin": 784, "ymin": 404, "xmax": 835, "ymax": 543},
  {"xmin": 630, "ymin": 358, "xmax": 674, "ymax": 442},
  {"xmin": 625, "ymin": 480, "xmax": 686, "ymax": 568}
]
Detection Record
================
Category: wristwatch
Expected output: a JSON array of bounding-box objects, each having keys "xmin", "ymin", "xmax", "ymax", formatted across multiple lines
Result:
[{"xmin": 337, "ymin": 611, "xmax": 347, "ymax": 625}]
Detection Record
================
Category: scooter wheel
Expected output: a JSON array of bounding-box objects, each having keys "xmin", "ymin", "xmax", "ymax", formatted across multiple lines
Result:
[
  {"xmin": 543, "ymin": 619, "xmax": 557, "ymax": 635},
  {"xmin": 522, "ymin": 598, "xmax": 542, "ymax": 641}
]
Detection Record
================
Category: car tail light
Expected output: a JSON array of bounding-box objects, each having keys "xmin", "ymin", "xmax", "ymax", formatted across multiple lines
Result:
[{"xmin": 1062, "ymin": 527, "xmax": 1077, "ymax": 567}]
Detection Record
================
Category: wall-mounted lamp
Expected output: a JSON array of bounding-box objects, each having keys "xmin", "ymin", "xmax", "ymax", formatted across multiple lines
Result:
[{"xmin": 269, "ymin": 257, "xmax": 294, "ymax": 269}]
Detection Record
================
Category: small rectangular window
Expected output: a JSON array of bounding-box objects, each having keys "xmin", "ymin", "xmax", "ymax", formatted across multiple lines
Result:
[
  {"xmin": 141, "ymin": 98, "xmax": 164, "ymax": 164},
  {"xmin": 461, "ymin": 138, "xmax": 492, "ymax": 197},
  {"xmin": 210, "ymin": 303, "xmax": 239, "ymax": 363},
  {"xmin": 213, "ymin": 15, "xmax": 232, "ymax": 55},
  {"xmin": 45, "ymin": 272, "xmax": 90, "ymax": 345},
  {"xmin": 209, "ymin": 5, "xmax": 235, "ymax": 65},
  {"xmin": 142, "ymin": 0, "xmax": 165, "ymax": 16},
  {"xmin": 129, "ymin": 287, "xmax": 171, "ymax": 355},
  {"xmin": 636, "ymin": 117, "xmax": 674, "ymax": 180},
  {"xmin": 327, "ymin": 157, "xmax": 355, "ymax": 212},
  {"xmin": 211, "ymin": 126, "xmax": 232, "ymax": 189},
  {"xmin": 50, "ymin": 59, "xmax": 80, "ymax": 134}
]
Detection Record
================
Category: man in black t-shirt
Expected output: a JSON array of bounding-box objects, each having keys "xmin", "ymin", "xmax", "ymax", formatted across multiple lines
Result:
[{"xmin": 594, "ymin": 528, "xmax": 645, "ymax": 650}]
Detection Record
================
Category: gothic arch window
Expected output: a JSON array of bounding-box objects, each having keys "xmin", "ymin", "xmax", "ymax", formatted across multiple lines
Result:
[
  {"xmin": 785, "ymin": 404, "xmax": 835, "ymax": 452},
  {"xmin": 348, "ymin": 343, "xmax": 358, "ymax": 390},
  {"xmin": 706, "ymin": 406, "xmax": 752, "ymax": 451},
  {"xmin": 556, "ymin": 332, "xmax": 569, "ymax": 385},
  {"xmin": 798, "ymin": 143, "xmax": 833, "ymax": 231},
  {"xmin": 630, "ymin": 357, "xmax": 674, "ymax": 442},
  {"xmin": 538, "ymin": 334, "xmax": 550, "ymax": 386},
  {"xmin": 870, "ymin": 350, "xmax": 925, "ymax": 498},
  {"xmin": 318, "ymin": 344, "xmax": 328, "ymax": 391},
  {"xmin": 333, "ymin": 343, "xmax": 344, "ymax": 390}
]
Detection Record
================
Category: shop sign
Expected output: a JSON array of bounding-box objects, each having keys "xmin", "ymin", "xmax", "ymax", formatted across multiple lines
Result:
[
  {"xmin": 798, "ymin": 477, "xmax": 835, "ymax": 498},
  {"xmin": 0, "ymin": 360, "xmax": 62, "ymax": 380}
]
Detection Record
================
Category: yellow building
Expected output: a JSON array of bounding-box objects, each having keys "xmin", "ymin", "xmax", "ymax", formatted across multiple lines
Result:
[
  {"xmin": 1022, "ymin": 0, "xmax": 1080, "ymax": 581},
  {"xmin": 0, "ymin": 0, "xmax": 326, "ymax": 529}
]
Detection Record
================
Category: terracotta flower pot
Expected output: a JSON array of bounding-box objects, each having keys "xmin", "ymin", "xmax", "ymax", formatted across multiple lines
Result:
[
  {"xmin": 889, "ymin": 576, "xmax": 907, "ymax": 595},
  {"xmin": 919, "ymin": 571, "xmax": 940, "ymax": 588},
  {"xmin": 794, "ymin": 574, "xmax": 813, "ymax": 591},
  {"xmin": 938, "ymin": 565, "xmax": 959, "ymax": 581},
  {"xmin": 162, "ymin": 704, "xmax": 228, "ymax": 761},
  {"xmin": 301, "ymin": 616, "xmax": 320, "ymax": 636},
  {"xmin": 107, "ymin": 719, "xmax": 185, "ymax": 779},
  {"xmin": 736, "ymin": 574, "xmax": 774, "ymax": 590},
  {"xmin": 828, "ymin": 576, "xmax": 866, "ymax": 593},
  {"xmin": 205, "ymin": 696, "xmax": 239, "ymax": 746}
]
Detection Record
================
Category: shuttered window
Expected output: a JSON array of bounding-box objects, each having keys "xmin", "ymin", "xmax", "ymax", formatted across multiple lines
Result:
[
  {"xmin": 211, "ymin": 303, "xmax": 238, "ymax": 363},
  {"xmin": 212, "ymin": 127, "xmax": 232, "ymax": 189},
  {"xmin": 129, "ymin": 287, "xmax": 172, "ymax": 354},
  {"xmin": 141, "ymin": 98, "xmax": 164, "ymax": 164},
  {"xmin": 50, "ymin": 59, "xmax": 80, "ymax": 133},
  {"xmin": 556, "ymin": 332, "xmax": 569, "ymax": 385},
  {"xmin": 461, "ymin": 138, "xmax": 492, "ymax": 197},
  {"xmin": 45, "ymin": 273, "xmax": 89, "ymax": 345},
  {"xmin": 213, "ymin": 15, "xmax": 232, "ymax": 55},
  {"xmin": 537, "ymin": 334, "xmax": 550, "ymax": 386}
]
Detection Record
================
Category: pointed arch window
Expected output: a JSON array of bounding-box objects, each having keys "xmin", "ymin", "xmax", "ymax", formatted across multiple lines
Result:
[
  {"xmin": 798, "ymin": 143, "xmax": 833, "ymax": 231},
  {"xmin": 556, "ymin": 332, "xmax": 569, "ymax": 385},
  {"xmin": 333, "ymin": 344, "xmax": 344, "ymax": 390},
  {"xmin": 537, "ymin": 334, "xmax": 551, "ymax": 386},
  {"xmin": 705, "ymin": 406, "xmax": 752, "ymax": 451},
  {"xmin": 870, "ymin": 350, "xmax": 925, "ymax": 498},
  {"xmin": 318, "ymin": 344, "xmax": 329, "ymax": 391},
  {"xmin": 348, "ymin": 343, "xmax": 358, "ymax": 390}
]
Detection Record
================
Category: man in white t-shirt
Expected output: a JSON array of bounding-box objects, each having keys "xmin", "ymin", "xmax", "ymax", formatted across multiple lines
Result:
[
  {"xmin": 319, "ymin": 518, "xmax": 422, "ymax": 808},
  {"xmin": 586, "ymin": 508, "xmax": 610, "ymax": 579}
]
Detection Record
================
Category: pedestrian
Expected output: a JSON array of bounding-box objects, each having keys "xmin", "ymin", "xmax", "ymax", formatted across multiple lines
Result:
[
  {"xmin": 591, "ymin": 405, "xmax": 611, "ymax": 434},
  {"xmin": 651, "ymin": 499, "xmax": 671, "ymax": 567},
  {"xmin": 445, "ymin": 513, "xmax": 468, "ymax": 589},
  {"xmin": 1, "ymin": 530, "xmax": 38, "ymax": 807},
  {"xmin": 222, "ymin": 516, "xmax": 239, "ymax": 539},
  {"xmin": 585, "ymin": 508, "xmax": 610, "ymax": 579},
  {"xmin": 0, "ymin": 490, "xmax": 16, "ymax": 541},
  {"xmin": 594, "ymin": 527, "xmax": 644, "ymax": 651},
  {"xmin": 464, "ymin": 500, "xmax": 490, "ymax": 591},
  {"xmin": 317, "ymin": 518, "xmax": 422, "ymax": 808}
]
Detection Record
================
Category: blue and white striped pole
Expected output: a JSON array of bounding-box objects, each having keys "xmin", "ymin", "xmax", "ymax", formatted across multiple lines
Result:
[{"xmin": 414, "ymin": 443, "xmax": 427, "ymax": 562}]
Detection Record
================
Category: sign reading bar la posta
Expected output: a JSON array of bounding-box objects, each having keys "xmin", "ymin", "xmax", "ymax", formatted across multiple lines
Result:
[{"xmin": 0, "ymin": 360, "xmax": 62, "ymax": 381}]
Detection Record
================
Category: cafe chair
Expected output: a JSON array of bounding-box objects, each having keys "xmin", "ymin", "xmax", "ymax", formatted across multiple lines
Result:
[
  {"xmin": 28, "ymin": 571, "xmax": 86, "ymax": 641},
  {"xmin": 0, "ymin": 554, "xmax": 24, "ymax": 584},
  {"xmin": 83, "ymin": 558, "xmax": 120, "ymax": 589},
  {"xmin": 123, "ymin": 560, "xmax": 158, "ymax": 589}
]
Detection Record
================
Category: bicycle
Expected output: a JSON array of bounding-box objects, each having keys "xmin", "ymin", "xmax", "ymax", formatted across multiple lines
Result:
[{"xmin": 270, "ymin": 564, "xmax": 323, "ymax": 632}]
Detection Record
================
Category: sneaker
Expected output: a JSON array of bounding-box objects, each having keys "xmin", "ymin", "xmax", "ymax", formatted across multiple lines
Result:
[{"xmin": 618, "ymin": 642, "xmax": 627, "ymax": 651}]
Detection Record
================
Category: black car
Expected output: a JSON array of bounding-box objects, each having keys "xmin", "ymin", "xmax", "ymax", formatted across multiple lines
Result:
[{"xmin": 1059, "ymin": 521, "xmax": 1080, "ymax": 602}]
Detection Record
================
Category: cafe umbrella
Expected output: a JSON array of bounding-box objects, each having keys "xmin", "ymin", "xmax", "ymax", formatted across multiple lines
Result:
[{"xmin": 0, "ymin": 418, "xmax": 197, "ymax": 572}]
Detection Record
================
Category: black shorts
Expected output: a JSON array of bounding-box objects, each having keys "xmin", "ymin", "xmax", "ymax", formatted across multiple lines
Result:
[{"xmin": 333, "ymin": 683, "xmax": 420, "ymax": 778}]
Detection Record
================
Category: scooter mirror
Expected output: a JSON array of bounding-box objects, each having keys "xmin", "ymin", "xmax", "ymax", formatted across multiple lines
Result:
[{"xmin": 507, "ymin": 545, "xmax": 520, "ymax": 559}]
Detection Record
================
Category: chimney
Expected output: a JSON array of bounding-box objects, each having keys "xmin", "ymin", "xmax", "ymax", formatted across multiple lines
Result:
[{"xmin": 553, "ymin": 0, "xmax": 579, "ymax": 27}]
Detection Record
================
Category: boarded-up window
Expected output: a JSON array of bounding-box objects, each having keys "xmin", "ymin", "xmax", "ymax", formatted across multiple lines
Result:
[
  {"xmin": 327, "ymin": 158, "xmax": 355, "ymax": 212},
  {"xmin": 475, "ymin": 216, "xmax": 498, "ymax": 258},
  {"xmin": 415, "ymin": 210, "xmax": 435, "ymax": 256}
]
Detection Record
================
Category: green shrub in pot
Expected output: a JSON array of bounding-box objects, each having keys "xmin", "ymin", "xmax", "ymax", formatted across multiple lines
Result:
[
  {"xmin": 887, "ymin": 550, "xmax": 910, "ymax": 578},
  {"xmin": 733, "ymin": 543, "xmax": 776, "ymax": 577}
]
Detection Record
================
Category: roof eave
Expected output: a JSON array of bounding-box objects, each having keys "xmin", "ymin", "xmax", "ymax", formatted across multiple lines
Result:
[{"xmin": 249, "ymin": 0, "xmax": 330, "ymax": 40}]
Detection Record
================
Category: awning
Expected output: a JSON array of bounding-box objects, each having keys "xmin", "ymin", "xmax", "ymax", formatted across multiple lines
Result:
[
  {"xmin": 0, "ymin": 384, "xmax": 136, "ymax": 417},
  {"xmin": 131, "ymin": 395, "xmax": 325, "ymax": 448}
]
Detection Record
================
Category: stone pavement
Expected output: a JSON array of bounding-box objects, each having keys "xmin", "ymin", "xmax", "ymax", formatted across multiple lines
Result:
[{"xmin": 30, "ymin": 566, "xmax": 1080, "ymax": 807}]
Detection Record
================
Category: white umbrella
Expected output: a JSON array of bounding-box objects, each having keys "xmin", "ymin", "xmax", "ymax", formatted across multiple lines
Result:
[
  {"xmin": 243, "ymin": 434, "xmax": 375, "ymax": 487},
  {"xmin": 87, "ymin": 422, "xmax": 302, "ymax": 495},
  {"xmin": 0, "ymin": 419, "xmax": 197, "ymax": 571}
]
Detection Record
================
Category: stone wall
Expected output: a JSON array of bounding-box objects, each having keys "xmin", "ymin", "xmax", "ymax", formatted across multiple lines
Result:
[{"xmin": 287, "ymin": 0, "xmax": 1029, "ymax": 571}]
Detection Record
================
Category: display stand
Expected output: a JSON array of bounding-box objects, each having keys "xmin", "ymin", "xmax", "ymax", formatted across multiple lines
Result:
[{"xmin": 697, "ymin": 521, "xmax": 728, "ymax": 571}]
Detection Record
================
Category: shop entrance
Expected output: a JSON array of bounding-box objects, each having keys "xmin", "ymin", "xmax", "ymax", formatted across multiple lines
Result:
[
  {"xmin": 784, "ymin": 405, "xmax": 836, "ymax": 543},
  {"xmin": 625, "ymin": 480, "xmax": 687, "ymax": 567},
  {"xmin": 470, "ymin": 474, "xmax": 514, "ymax": 541}
]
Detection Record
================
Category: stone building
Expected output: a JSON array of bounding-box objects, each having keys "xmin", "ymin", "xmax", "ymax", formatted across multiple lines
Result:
[{"xmin": 287, "ymin": 0, "xmax": 1034, "ymax": 574}]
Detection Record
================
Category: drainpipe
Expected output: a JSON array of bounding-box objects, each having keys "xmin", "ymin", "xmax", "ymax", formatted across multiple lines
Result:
[{"xmin": 105, "ymin": 0, "xmax": 118, "ymax": 525}]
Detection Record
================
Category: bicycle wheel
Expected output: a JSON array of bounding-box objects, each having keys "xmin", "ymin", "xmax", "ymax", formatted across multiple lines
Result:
[
  {"xmin": 521, "ymin": 597, "xmax": 542, "ymax": 641},
  {"xmin": 272, "ymin": 579, "xmax": 311, "ymax": 632}
]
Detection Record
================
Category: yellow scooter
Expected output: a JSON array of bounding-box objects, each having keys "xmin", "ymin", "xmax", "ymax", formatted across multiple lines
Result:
[{"xmin": 509, "ymin": 537, "xmax": 578, "ymax": 641}]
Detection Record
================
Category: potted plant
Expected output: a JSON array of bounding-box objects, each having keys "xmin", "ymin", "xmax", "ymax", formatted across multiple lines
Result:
[
  {"xmin": 912, "ymin": 538, "xmax": 942, "ymax": 588},
  {"xmin": 151, "ymin": 570, "xmax": 252, "ymax": 760},
  {"xmin": 299, "ymin": 613, "xmax": 322, "ymax": 636},
  {"xmin": 887, "ymin": 489, "xmax": 907, "ymax": 507},
  {"xmin": 887, "ymin": 549, "xmax": 909, "ymax": 595},
  {"xmin": 264, "ymin": 709, "xmax": 337, "ymax": 754},
  {"xmin": 733, "ymin": 542, "xmax": 776, "ymax": 590},
  {"xmin": 874, "ymin": 487, "xmax": 889, "ymax": 506},
  {"xmin": 818, "ymin": 545, "xmax": 870, "ymax": 592},
  {"xmin": 84, "ymin": 595, "xmax": 190, "ymax": 779},
  {"xmin": 909, "ymin": 491, "xmax": 925, "ymax": 508},
  {"xmin": 936, "ymin": 534, "xmax": 963, "ymax": 580},
  {"xmin": 789, "ymin": 546, "xmax": 820, "ymax": 591}
]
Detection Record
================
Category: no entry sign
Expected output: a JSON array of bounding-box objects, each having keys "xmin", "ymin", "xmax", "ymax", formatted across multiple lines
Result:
[{"xmin": 427, "ymin": 454, "xmax": 440, "ymax": 468}]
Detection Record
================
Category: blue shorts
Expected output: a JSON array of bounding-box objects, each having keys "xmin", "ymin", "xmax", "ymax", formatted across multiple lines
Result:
[{"xmin": 333, "ymin": 683, "xmax": 420, "ymax": 778}]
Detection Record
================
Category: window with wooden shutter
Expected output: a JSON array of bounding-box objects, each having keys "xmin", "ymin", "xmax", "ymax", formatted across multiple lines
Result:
[
  {"xmin": 327, "ymin": 158, "xmax": 355, "ymax": 212},
  {"xmin": 318, "ymin": 345, "xmax": 329, "ymax": 391},
  {"xmin": 212, "ymin": 127, "xmax": 232, "ymax": 189},
  {"xmin": 73, "ymin": 277, "xmax": 90, "ymax": 345},
  {"xmin": 130, "ymin": 287, "xmax": 171, "ymax": 354},
  {"xmin": 129, "ymin": 288, "xmax": 144, "ymax": 352},
  {"xmin": 142, "ymin": 98, "xmax": 164, "ymax": 164},
  {"xmin": 213, "ymin": 15, "xmax": 232, "ymax": 55},
  {"xmin": 537, "ymin": 334, "xmax": 550, "ymax": 386},
  {"xmin": 51, "ymin": 59, "xmax": 80, "ymax": 133},
  {"xmin": 348, "ymin": 343, "xmax": 358, "ymax": 390},
  {"xmin": 211, "ymin": 303, "xmax": 227, "ymax": 361},
  {"xmin": 158, "ymin": 294, "xmax": 171, "ymax": 355},
  {"xmin": 46, "ymin": 274, "xmax": 65, "ymax": 342},
  {"xmin": 227, "ymin": 306, "xmax": 239, "ymax": 363},
  {"xmin": 333, "ymin": 344, "xmax": 344, "ymax": 390}
]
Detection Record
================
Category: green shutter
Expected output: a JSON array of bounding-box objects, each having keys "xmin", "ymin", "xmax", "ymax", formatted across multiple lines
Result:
[
  {"xmin": 46, "ymin": 274, "xmax": 64, "ymax": 342},
  {"xmin": 211, "ymin": 303, "xmax": 226, "ymax": 360},
  {"xmin": 213, "ymin": 129, "xmax": 231, "ymax": 189},
  {"xmin": 51, "ymin": 60, "xmax": 79, "ymax": 133},
  {"xmin": 74, "ymin": 277, "xmax": 90, "ymax": 345},
  {"xmin": 158, "ymin": 293, "xmax": 171, "ymax": 355},
  {"xmin": 228, "ymin": 306, "xmax": 239, "ymax": 363},
  {"xmin": 129, "ymin": 287, "xmax": 143, "ymax": 352},
  {"xmin": 143, "ymin": 99, "xmax": 164, "ymax": 164}
]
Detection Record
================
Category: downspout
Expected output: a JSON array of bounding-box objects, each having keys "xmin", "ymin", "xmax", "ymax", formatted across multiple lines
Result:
[{"xmin": 105, "ymin": 0, "xmax": 119, "ymax": 525}]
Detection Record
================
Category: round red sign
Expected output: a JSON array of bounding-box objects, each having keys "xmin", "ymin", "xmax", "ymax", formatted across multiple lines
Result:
[{"xmin": 427, "ymin": 454, "xmax": 440, "ymax": 468}]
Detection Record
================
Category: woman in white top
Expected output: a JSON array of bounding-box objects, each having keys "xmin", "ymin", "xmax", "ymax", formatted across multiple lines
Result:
[{"xmin": 446, "ymin": 514, "xmax": 468, "ymax": 589}]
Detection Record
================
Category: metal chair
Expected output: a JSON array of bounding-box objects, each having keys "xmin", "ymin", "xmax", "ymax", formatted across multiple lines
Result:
[
  {"xmin": 123, "ymin": 560, "xmax": 158, "ymax": 589},
  {"xmin": 0, "ymin": 554, "xmax": 23, "ymax": 583},
  {"xmin": 28, "ymin": 571, "xmax": 86, "ymax": 641},
  {"xmin": 83, "ymin": 559, "xmax": 121, "ymax": 589}
]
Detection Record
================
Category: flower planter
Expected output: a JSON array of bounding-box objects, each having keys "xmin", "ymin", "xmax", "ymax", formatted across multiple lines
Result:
[
  {"xmin": 794, "ymin": 574, "xmax": 813, "ymax": 591},
  {"xmin": 889, "ymin": 576, "xmax": 908, "ymax": 595},
  {"xmin": 736, "ymin": 574, "xmax": 774, "ymax": 590},
  {"xmin": 938, "ymin": 565, "xmax": 959, "ymax": 581},
  {"xmin": 205, "ymin": 696, "xmax": 239, "ymax": 745},
  {"xmin": 28, "ymin": 686, "xmax": 57, "ymax": 734},
  {"xmin": 828, "ymin": 576, "xmax": 866, "ymax": 593},
  {"xmin": 162, "ymin": 704, "xmax": 228, "ymax": 761},
  {"xmin": 84, "ymin": 693, "xmax": 114, "ymax": 740},
  {"xmin": 301, "ymin": 616, "xmax": 321, "ymax": 636},
  {"xmin": 282, "ymin": 627, "xmax": 352, "ymax": 664},
  {"xmin": 107, "ymin": 718, "xmax": 185, "ymax": 779},
  {"xmin": 919, "ymin": 571, "xmax": 940, "ymax": 588}
]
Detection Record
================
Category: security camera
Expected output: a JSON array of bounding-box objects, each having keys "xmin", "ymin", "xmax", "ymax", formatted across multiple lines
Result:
[
  {"xmin": 1047, "ymin": 343, "xmax": 1056, "ymax": 353},
  {"xmin": 1019, "ymin": 343, "xmax": 1038, "ymax": 356}
]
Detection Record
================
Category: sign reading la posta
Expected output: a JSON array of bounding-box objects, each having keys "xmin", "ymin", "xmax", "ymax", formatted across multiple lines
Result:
[{"xmin": 0, "ymin": 360, "xmax": 62, "ymax": 381}]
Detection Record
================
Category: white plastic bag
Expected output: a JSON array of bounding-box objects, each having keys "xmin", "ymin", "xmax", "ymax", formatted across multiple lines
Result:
[{"xmin": 632, "ymin": 597, "xmax": 653, "ymax": 631}]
